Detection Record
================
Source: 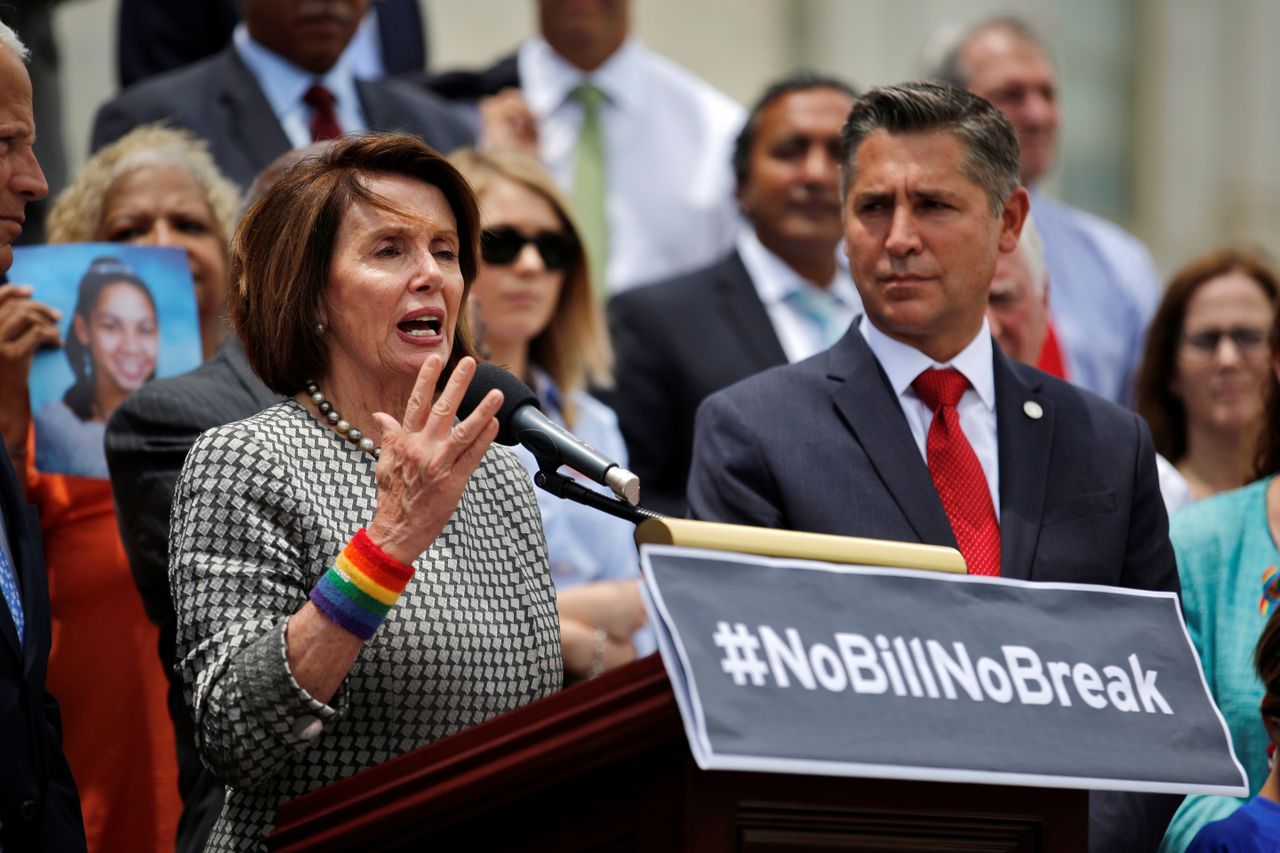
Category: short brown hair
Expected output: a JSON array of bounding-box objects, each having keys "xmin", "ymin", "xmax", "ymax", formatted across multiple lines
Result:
[
  {"xmin": 449, "ymin": 148, "xmax": 613, "ymax": 428},
  {"xmin": 1134, "ymin": 248, "xmax": 1280, "ymax": 466},
  {"xmin": 229, "ymin": 133, "xmax": 481, "ymax": 394}
]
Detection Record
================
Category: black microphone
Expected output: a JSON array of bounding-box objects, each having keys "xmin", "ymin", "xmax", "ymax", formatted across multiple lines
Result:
[{"xmin": 459, "ymin": 363, "xmax": 641, "ymax": 506}]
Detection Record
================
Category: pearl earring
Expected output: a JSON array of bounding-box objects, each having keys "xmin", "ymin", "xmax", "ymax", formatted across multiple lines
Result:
[{"xmin": 315, "ymin": 322, "xmax": 326, "ymax": 335}]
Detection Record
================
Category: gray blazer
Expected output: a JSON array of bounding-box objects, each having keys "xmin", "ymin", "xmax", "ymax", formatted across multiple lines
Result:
[
  {"xmin": 91, "ymin": 46, "xmax": 474, "ymax": 188},
  {"xmin": 170, "ymin": 402, "xmax": 561, "ymax": 850}
]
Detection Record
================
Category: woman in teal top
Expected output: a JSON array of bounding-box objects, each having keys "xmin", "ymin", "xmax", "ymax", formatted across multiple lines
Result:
[{"xmin": 1161, "ymin": 305, "xmax": 1280, "ymax": 850}]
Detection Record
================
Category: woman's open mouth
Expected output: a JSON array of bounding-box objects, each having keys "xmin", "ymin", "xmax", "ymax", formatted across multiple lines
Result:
[{"xmin": 397, "ymin": 316, "xmax": 442, "ymax": 337}]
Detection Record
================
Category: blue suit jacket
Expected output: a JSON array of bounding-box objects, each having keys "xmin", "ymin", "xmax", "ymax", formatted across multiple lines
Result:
[
  {"xmin": 0, "ymin": 439, "xmax": 85, "ymax": 852},
  {"xmin": 91, "ymin": 45, "xmax": 472, "ymax": 190},
  {"xmin": 687, "ymin": 324, "xmax": 1182, "ymax": 851}
]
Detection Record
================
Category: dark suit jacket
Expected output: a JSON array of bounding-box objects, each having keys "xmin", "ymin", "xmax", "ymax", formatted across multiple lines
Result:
[
  {"xmin": 607, "ymin": 251, "xmax": 788, "ymax": 516},
  {"xmin": 0, "ymin": 439, "xmax": 85, "ymax": 853},
  {"xmin": 421, "ymin": 52, "xmax": 519, "ymax": 102},
  {"xmin": 91, "ymin": 45, "xmax": 473, "ymax": 189},
  {"xmin": 117, "ymin": 0, "xmax": 427, "ymax": 89},
  {"xmin": 104, "ymin": 337, "xmax": 278, "ymax": 853},
  {"xmin": 688, "ymin": 325, "xmax": 1181, "ymax": 851}
]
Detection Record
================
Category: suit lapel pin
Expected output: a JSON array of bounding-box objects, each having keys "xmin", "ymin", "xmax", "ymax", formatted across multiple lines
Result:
[{"xmin": 1023, "ymin": 400, "xmax": 1044, "ymax": 420}]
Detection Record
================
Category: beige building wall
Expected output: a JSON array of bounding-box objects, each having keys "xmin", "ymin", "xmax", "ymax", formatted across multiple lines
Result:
[{"xmin": 48, "ymin": 0, "xmax": 1280, "ymax": 281}]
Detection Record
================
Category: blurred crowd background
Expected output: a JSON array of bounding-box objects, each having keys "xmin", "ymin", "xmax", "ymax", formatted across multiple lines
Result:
[{"xmin": 40, "ymin": 0, "xmax": 1280, "ymax": 279}]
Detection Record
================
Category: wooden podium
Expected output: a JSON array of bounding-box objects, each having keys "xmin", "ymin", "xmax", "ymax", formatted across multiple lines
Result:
[{"xmin": 268, "ymin": 653, "xmax": 1087, "ymax": 852}]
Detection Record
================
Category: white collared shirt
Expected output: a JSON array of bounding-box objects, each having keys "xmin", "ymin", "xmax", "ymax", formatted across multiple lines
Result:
[
  {"xmin": 233, "ymin": 24, "xmax": 369, "ymax": 150},
  {"xmin": 517, "ymin": 36, "xmax": 745, "ymax": 293},
  {"xmin": 736, "ymin": 228, "xmax": 862, "ymax": 362},
  {"xmin": 859, "ymin": 317, "xmax": 1001, "ymax": 519}
]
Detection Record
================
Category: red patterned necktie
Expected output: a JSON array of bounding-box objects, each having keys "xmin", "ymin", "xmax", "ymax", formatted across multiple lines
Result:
[
  {"xmin": 911, "ymin": 367, "xmax": 1001, "ymax": 576},
  {"xmin": 303, "ymin": 83, "xmax": 343, "ymax": 142}
]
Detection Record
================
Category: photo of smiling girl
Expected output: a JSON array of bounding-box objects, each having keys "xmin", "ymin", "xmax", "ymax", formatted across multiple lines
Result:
[{"xmin": 34, "ymin": 257, "xmax": 159, "ymax": 477}]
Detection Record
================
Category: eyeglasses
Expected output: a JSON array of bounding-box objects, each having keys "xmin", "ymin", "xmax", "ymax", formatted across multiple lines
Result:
[
  {"xmin": 481, "ymin": 227, "xmax": 578, "ymax": 271},
  {"xmin": 1179, "ymin": 326, "xmax": 1269, "ymax": 360}
]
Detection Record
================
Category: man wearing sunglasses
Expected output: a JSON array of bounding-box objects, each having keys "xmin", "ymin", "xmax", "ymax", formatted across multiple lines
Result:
[{"xmin": 608, "ymin": 74, "xmax": 858, "ymax": 517}]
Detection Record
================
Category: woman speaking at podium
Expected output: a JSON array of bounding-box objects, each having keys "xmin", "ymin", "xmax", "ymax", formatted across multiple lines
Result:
[{"xmin": 167, "ymin": 134, "xmax": 562, "ymax": 851}]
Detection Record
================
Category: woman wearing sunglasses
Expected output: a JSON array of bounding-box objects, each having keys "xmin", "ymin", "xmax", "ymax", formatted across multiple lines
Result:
[{"xmin": 451, "ymin": 149, "xmax": 649, "ymax": 681}]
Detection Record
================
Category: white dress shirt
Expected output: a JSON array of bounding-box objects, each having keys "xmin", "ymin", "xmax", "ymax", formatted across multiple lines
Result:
[
  {"xmin": 736, "ymin": 228, "xmax": 862, "ymax": 362},
  {"xmin": 517, "ymin": 36, "xmax": 745, "ymax": 293},
  {"xmin": 233, "ymin": 25, "xmax": 369, "ymax": 150},
  {"xmin": 859, "ymin": 317, "xmax": 1001, "ymax": 519}
]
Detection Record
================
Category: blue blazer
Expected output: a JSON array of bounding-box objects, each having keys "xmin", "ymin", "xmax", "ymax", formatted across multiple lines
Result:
[
  {"xmin": 0, "ymin": 439, "xmax": 85, "ymax": 852},
  {"xmin": 92, "ymin": 45, "xmax": 473, "ymax": 190}
]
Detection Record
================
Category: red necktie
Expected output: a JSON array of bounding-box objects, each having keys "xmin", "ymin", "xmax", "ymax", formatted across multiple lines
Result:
[
  {"xmin": 303, "ymin": 84, "xmax": 343, "ymax": 142},
  {"xmin": 912, "ymin": 368, "xmax": 1001, "ymax": 576}
]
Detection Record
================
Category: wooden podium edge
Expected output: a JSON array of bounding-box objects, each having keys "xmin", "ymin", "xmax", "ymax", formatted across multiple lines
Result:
[
  {"xmin": 636, "ymin": 518, "xmax": 967, "ymax": 573},
  {"xmin": 268, "ymin": 655, "xmax": 679, "ymax": 851}
]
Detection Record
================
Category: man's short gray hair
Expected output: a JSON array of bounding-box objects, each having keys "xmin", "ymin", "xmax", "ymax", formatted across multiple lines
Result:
[
  {"xmin": 0, "ymin": 22, "xmax": 30, "ymax": 62},
  {"xmin": 839, "ymin": 80, "xmax": 1021, "ymax": 215},
  {"xmin": 920, "ymin": 16, "xmax": 1052, "ymax": 89}
]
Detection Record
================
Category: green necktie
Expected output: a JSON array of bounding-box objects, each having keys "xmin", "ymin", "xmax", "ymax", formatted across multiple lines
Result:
[{"xmin": 570, "ymin": 82, "xmax": 609, "ymax": 297}]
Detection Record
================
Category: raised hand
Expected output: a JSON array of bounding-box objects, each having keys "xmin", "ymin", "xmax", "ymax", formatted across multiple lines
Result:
[
  {"xmin": 479, "ymin": 88, "xmax": 539, "ymax": 158},
  {"xmin": 366, "ymin": 355, "xmax": 503, "ymax": 565}
]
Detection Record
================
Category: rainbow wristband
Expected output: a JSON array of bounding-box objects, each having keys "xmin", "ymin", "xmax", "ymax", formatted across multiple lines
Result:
[{"xmin": 310, "ymin": 529, "xmax": 415, "ymax": 641}]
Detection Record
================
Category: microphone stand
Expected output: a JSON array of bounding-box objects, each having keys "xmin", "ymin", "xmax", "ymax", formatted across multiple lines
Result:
[{"xmin": 534, "ymin": 467, "xmax": 668, "ymax": 525}]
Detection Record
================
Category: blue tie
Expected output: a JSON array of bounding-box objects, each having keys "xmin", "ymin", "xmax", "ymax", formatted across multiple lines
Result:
[
  {"xmin": 0, "ymin": 542, "xmax": 23, "ymax": 650},
  {"xmin": 784, "ymin": 286, "xmax": 844, "ymax": 349}
]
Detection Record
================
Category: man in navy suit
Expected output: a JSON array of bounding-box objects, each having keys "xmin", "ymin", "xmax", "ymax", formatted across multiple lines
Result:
[
  {"xmin": 0, "ymin": 22, "xmax": 85, "ymax": 853},
  {"xmin": 608, "ymin": 74, "xmax": 858, "ymax": 516},
  {"xmin": 688, "ymin": 81, "xmax": 1178, "ymax": 852},
  {"xmin": 92, "ymin": 0, "xmax": 469, "ymax": 190}
]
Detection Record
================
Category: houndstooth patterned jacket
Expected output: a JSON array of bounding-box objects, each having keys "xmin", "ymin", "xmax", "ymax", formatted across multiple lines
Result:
[{"xmin": 169, "ymin": 401, "xmax": 563, "ymax": 851}]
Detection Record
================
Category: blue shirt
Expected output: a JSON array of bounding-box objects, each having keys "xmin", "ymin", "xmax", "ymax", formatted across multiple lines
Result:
[
  {"xmin": 1188, "ymin": 797, "xmax": 1280, "ymax": 851},
  {"xmin": 514, "ymin": 372, "xmax": 652, "ymax": 655},
  {"xmin": 33, "ymin": 400, "xmax": 108, "ymax": 479},
  {"xmin": 1031, "ymin": 190, "xmax": 1161, "ymax": 405}
]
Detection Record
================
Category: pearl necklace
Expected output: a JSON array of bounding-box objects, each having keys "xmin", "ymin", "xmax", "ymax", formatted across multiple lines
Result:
[{"xmin": 304, "ymin": 380, "xmax": 382, "ymax": 459}]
